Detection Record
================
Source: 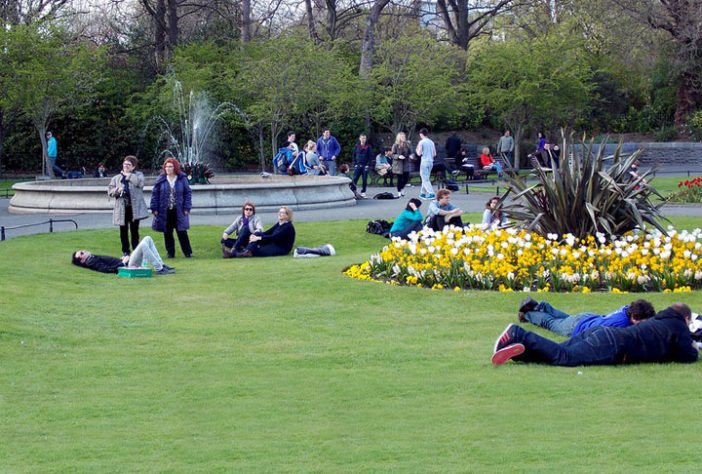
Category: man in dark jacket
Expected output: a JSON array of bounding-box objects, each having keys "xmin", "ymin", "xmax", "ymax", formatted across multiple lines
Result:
[
  {"xmin": 71, "ymin": 236, "xmax": 175, "ymax": 275},
  {"xmin": 351, "ymin": 133, "xmax": 373, "ymax": 198},
  {"xmin": 492, "ymin": 303, "xmax": 699, "ymax": 366}
]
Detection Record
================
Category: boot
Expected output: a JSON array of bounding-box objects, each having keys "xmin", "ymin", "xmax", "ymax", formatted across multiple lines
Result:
[
  {"xmin": 236, "ymin": 249, "xmax": 253, "ymax": 258},
  {"xmin": 221, "ymin": 243, "xmax": 236, "ymax": 259}
]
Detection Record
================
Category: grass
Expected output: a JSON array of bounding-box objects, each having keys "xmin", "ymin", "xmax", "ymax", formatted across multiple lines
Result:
[{"xmin": 2, "ymin": 218, "xmax": 702, "ymax": 472}]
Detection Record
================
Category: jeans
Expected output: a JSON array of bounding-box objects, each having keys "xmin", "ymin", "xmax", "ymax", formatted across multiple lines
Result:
[
  {"xmin": 49, "ymin": 156, "xmax": 65, "ymax": 178},
  {"xmin": 419, "ymin": 160, "xmax": 434, "ymax": 196},
  {"xmin": 120, "ymin": 205, "xmax": 141, "ymax": 255},
  {"xmin": 323, "ymin": 159, "xmax": 336, "ymax": 176},
  {"xmin": 389, "ymin": 221, "xmax": 423, "ymax": 240},
  {"xmin": 524, "ymin": 302, "xmax": 594, "ymax": 337},
  {"xmin": 352, "ymin": 164, "xmax": 370, "ymax": 193},
  {"xmin": 513, "ymin": 325, "xmax": 624, "ymax": 366},
  {"xmin": 500, "ymin": 152, "xmax": 513, "ymax": 167},
  {"xmin": 221, "ymin": 227, "xmax": 252, "ymax": 253},
  {"xmin": 127, "ymin": 236, "xmax": 164, "ymax": 270},
  {"xmin": 165, "ymin": 208, "xmax": 192, "ymax": 257}
]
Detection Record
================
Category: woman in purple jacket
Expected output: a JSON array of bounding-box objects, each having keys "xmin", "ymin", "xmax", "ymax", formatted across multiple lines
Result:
[{"xmin": 150, "ymin": 158, "xmax": 193, "ymax": 258}]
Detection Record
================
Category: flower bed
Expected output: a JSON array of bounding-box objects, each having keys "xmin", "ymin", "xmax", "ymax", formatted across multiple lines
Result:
[
  {"xmin": 669, "ymin": 177, "xmax": 702, "ymax": 203},
  {"xmin": 344, "ymin": 226, "xmax": 702, "ymax": 293}
]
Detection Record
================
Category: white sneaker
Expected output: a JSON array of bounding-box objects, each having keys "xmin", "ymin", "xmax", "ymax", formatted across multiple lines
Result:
[
  {"xmin": 294, "ymin": 248, "xmax": 319, "ymax": 258},
  {"xmin": 360, "ymin": 192, "xmax": 367, "ymax": 198},
  {"xmin": 397, "ymin": 192, "xmax": 402, "ymax": 198},
  {"xmin": 322, "ymin": 244, "xmax": 336, "ymax": 256}
]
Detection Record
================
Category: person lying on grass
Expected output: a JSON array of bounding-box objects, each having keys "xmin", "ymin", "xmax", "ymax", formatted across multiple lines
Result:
[
  {"xmin": 72, "ymin": 236, "xmax": 175, "ymax": 275},
  {"xmin": 518, "ymin": 298, "xmax": 655, "ymax": 337},
  {"xmin": 492, "ymin": 302, "xmax": 699, "ymax": 366}
]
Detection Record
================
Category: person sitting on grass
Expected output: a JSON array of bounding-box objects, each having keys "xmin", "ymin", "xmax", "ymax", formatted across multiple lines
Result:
[
  {"xmin": 389, "ymin": 198, "xmax": 424, "ymax": 240},
  {"xmin": 517, "ymin": 298, "xmax": 655, "ymax": 337},
  {"xmin": 425, "ymin": 189, "xmax": 465, "ymax": 231},
  {"xmin": 235, "ymin": 206, "xmax": 296, "ymax": 258},
  {"xmin": 221, "ymin": 201, "xmax": 264, "ymax": 258},
  {"xmin": 492, "ymin": 303, "xmax": 699, "ymax": 366},
  {"xmin": 71, "ymin": 236, "xmax": 174, "ymax": 275},
  {"xmin": 481, "ymin": 197, "xmax": 506, "ymax": 230}
]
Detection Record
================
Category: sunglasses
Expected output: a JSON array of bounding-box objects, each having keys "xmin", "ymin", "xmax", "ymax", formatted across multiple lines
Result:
[{"xmin": 244, "ymin": 207, "xmax": 254, "ymax": 211}]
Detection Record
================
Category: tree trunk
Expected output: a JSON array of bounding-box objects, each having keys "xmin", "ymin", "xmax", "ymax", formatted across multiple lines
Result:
[
  {"xmin": 241, "ymin": 0, "xmax": 251, "ymax": 42},
  {"xmin": 512, "ymin": 125, "xmax": 523, "ymax": 171},
  {"xmin": 153, "ymin": 0, "xmax": 167, "ymax": 70},
  {"xmin": 303, "ymin": 0, "xmax": 319, "ymax": 43},
  {"xmin": 258, "ymin": 126, "xmax": 265, "ymax": 171},
  {"xmin": 359, "ymin": 0, "xmax": 390, "ymax": 77},
  {"xmin": 167, "ymin": 0, "xmax": 178, "ymax": 52},
  {"xmin": 325, "ymin": 0, "xmax": 337, "ymax": 41}
]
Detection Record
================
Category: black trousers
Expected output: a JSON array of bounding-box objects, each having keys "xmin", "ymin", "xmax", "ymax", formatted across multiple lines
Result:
[
  {"xmin": 165, "ymin": 208, "xmax": 192, "ymax": 257},
  {"xmin": 120, "ymin": 205, "xmax": 140, "ymax": 254}
]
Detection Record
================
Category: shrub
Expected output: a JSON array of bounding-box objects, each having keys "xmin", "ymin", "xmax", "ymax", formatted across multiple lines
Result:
[{"xmin": 502, "ymin": 137, "xmax": 667, "ymax": 241}]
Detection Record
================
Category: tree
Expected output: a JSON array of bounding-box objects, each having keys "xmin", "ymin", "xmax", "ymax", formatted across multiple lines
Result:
[
  {"xmin": 369, "ymin": 34, "xmax": 462, "ymax": 136},
  {"xmin": 2, "ymin": 25, "xmax": 103, "ymax": 177},
  {"xmin": 467, "ymin": 32, "xmax": 591, "ymax": 169},
  {"xmin": 609, "ymin": 0, "xmax": 702, "ymax": 128},
  {"xmin": 435, "ymin": 0, "xmax": 520, "ymax": 51}
]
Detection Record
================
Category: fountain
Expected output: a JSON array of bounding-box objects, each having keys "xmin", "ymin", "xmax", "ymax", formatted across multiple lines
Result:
[{"xmin": 9, "ymin": 82, "xmax": 355, "ymax": 214}]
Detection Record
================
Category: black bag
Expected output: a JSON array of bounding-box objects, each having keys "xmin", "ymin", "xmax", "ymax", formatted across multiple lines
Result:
[
  {"xmin": 444, "ymin": 179, "xmax": 459, "ymax": 191},
  {"xmin": 373, "ymin": 192, "xmax": 396, "ymax": 200},
  {"xmin": 366, "ymin": 219, "xmax": 392, "ymax": 237}
]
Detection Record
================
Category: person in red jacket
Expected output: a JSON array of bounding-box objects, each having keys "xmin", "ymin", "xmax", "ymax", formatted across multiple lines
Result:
[{"xmin": 479, "ymin": 147, "xmax": 503, "ymax": 179}]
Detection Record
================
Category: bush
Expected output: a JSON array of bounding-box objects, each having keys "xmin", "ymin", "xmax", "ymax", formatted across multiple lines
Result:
[
  {"xmin": 502, "ymin": 137, "xmax": 667, "ymax": 241},
  {"xmin": 653, "ymin": 125, "xmax": 678, "ymax": 142}
]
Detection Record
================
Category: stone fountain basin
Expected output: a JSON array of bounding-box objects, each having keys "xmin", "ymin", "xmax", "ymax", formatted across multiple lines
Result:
[{"xmin": 9, "ymin": 174, "xmax": 356, "ymax": 214}]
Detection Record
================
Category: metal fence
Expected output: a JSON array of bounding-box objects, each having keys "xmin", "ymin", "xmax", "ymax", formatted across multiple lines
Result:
[{"xmin": 1, "ymin": 218, "xmax": 79, "ymax": 241}]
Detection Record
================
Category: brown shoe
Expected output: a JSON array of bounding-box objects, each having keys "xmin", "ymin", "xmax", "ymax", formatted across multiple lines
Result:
[
  {"xmin": 236, "ymin": 249, "xmax": 253, "ymax": 258},
  {"xmin": 222, "ymin": 243, "xmax": 235, "ymax": 259}
]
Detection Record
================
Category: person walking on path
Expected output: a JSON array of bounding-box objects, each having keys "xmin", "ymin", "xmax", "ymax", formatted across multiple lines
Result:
[
  {"xmin": 416, "ymin": 128, "xmax": 436, "ymax": 200},
  {"xmin": 46, "ymin": 131, "xmax": 65, "ymax": 178}
]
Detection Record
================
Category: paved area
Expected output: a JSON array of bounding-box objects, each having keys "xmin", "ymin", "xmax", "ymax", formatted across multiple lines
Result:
[{"xmin": 1, "ymin": 178, "xmax": 701, "ymax": 241}]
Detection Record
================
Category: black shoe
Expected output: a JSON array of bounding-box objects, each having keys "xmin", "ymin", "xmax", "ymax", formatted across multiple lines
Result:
[
  {"xmin": 123, "ymin": 252, "xmax": 130, "ymax": 257},
  {"xmin": 185, "ymin": 254, "xmax": 192, "ymax": 258},
  {"xmin": 167, "ymin": 253, "xmax": 175, "ymax": 259},
  {"xmin": 519, "ymin": 297, "xmax": 538, "ymax": 314},
  {"xmin": 161, "ymin": 264, "xmax": 175, "ymax": 271},
  {"xmin": 493, "ymin": 323, "xmax": 519, "ymax": 353},
  {"xmin": 155, "ymin": 267, "xmax": 175, "ymax": 275}
]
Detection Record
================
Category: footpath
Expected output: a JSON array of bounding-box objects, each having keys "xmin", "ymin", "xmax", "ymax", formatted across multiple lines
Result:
[{"xmin": 1, "ymin": 180, "xmax": 701, "ymax": 241}]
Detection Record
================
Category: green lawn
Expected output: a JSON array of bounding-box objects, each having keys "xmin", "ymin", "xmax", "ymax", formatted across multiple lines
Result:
[{"xmin": 2, "ymin": 218, "xmax": 702, "ymax": 472}]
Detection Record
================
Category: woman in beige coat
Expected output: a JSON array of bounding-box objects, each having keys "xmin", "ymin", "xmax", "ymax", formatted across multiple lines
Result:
[{"xmin": 108, "ymin": 155, "xmax": 149, "ymax": 256}]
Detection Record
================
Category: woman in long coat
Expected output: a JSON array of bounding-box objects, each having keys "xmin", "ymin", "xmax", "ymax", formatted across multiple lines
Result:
[
  {"xmin": 108, "ymin": 155, "xmax": 149, "ymax": 256},
  {"xmin": 150, "ymin": 157, "xmax": 193, "ymax": 258}
]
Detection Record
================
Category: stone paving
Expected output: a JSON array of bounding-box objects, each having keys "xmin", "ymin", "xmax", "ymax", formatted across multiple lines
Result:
[{"xmin": 1, "ymin": 178, "xmax": 701, "ymax": 241}]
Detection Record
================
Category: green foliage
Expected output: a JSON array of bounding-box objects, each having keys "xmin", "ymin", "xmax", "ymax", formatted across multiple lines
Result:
[
  {"xmin": 687, "ymin": 110, "xmax": 702, "ymax": 141},
  {"xmin": 653, "ymin": 124, "xmax": 678, "ymax": 142},
  {"xmin": 503, "ymin": 138, "xmax": 668, "ymax": 240},
  {"xmin": 1, "ymin": 223, "xmax": 702, "ymax": 470},
  {"xmin": 370, "ymin": 35, "xmax": 464, "ymax": 135}
]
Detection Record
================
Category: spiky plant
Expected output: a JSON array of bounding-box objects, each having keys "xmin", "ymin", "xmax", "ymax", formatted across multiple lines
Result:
[{"xmin": 501, "ymin": 137, "xmax": 667, "ymax": 241}]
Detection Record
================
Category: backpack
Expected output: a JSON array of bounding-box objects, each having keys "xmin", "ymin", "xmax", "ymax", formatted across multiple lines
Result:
[
  {"xmin": 373, "ymin": 191, "xmax": 396, "ymax": 200},
  {"xmin": 443, "ymin": 178, "xmax": 459, "ymax": 191},
  {"xmin": 366, "ymin": 219, "xmax": 393, "ymax": 238},
  {"xmin": 273, "ymin": 148, "xmax": 292, "ymax": 173}
]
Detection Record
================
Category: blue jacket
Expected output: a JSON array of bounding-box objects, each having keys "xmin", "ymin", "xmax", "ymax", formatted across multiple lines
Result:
[
  {"xmin": 352, "ymin": 142, "xmax": 373, "ymax": 167},
  {"xmin": 316, "ymin": 136, "xmax": 341, "ymax": 161},
  {"xmin": 150, "ymin": 172, "xmax": 192, "ymax": 232},
  {"xmin": 572, "ymin": 305, "xmax": 630, "ymax": 337},
  {"xmin": 47, "ymin": 137, "xmax": 57, "ymax": 158}
]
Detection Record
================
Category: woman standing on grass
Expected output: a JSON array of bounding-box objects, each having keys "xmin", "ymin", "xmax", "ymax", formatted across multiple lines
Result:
[
  {"xmin": 221, "ymin": 201, "xmax": 264, "ymax": 258},
  {"xmin": 235, "ymin": 206, "xmax": 296, "ymax": 258},
  {"xmin": 108, "ymin": 155, "xmax": 149, "ymax": 256},
  {"xmin": 150, "ymin": 157, "xmax": 193, "ymax": 258}
]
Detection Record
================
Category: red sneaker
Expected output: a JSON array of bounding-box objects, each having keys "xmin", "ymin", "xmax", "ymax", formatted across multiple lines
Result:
[{"xmin": 492, "ymin": 343, "xmax": 525, "ymax": 365}]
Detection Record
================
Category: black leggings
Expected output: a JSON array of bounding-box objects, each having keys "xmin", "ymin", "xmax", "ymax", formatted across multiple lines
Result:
[
  {"xmin": 395, "ymin": 172, "xmax": 409, "ymax": 192},
  {"xmin": 120, "ymin": 206, "xmax": 140, "ymax": 254}
]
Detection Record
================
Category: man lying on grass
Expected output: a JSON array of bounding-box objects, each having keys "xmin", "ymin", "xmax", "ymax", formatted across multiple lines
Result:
[
  {"xmin": 518, "ymin": 298, "xmax": 655, "ymax": 337},
  {"xmin": 493, "ymin": 302, "xmax": 699, "ymax": 366},
  {"xmin": 72, "ymin": 236, "xmax": 175, "ymax": 275}
]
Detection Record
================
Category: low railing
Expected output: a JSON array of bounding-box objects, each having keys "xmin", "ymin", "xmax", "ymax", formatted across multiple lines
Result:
[
  {"xmin": 1, "ymin": 218, "xmax": 79, "ymax": 241},
  {"xmin": 0, "ymin": 188, "xmax": 12, "ymax": 198}
]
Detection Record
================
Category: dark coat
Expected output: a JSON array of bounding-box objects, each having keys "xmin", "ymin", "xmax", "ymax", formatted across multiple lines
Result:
[
  {"xmin": 82, "ymin": 255, "xmax": 125, "ymax": 273},
  {"xmin": 150, "ymin": 172, "xmax": 192, "ymax": 232},
  {"xmin": 352, "ymin": 142, "xmax": 373, "ymax": 167},
  {"xmin": 250, "ymin": 221, "xmax": 295, "ymax": 257},
  {"xmin": 620, "ymin": 307, "xmax": 699, "ymax": 363}
]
